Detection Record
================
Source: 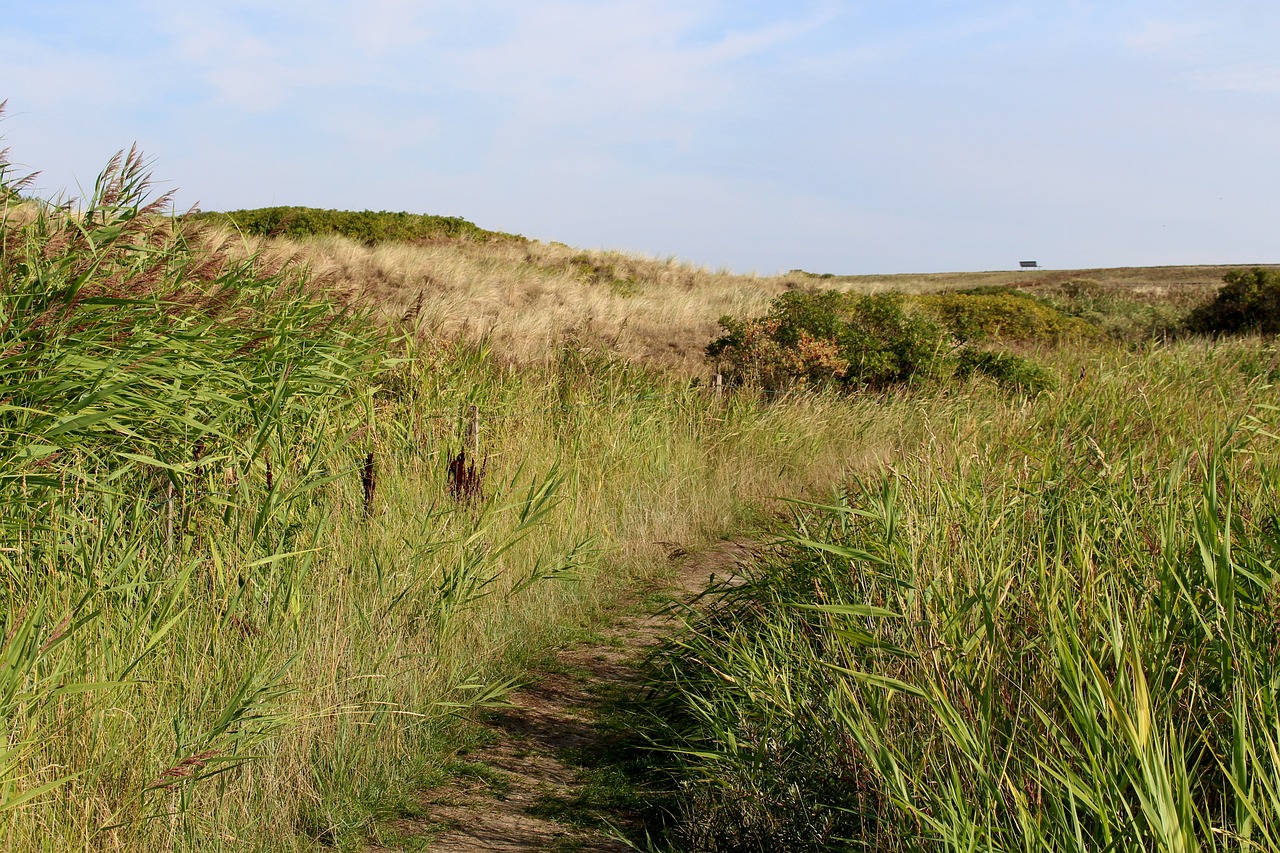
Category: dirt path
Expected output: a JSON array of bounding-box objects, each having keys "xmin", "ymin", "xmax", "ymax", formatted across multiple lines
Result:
[{"xmin": 367, "ymin": 540, "xmax": 755, "ymax": 852}]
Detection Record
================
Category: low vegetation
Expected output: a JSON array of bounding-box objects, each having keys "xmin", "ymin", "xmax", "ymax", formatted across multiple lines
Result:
[
  {"xmin": 640, "ymin": 340, "xmax": 1280, "ymax": 850},
  {"xmin": 188, "ymin": 206, "xmax": 522, "ymax": 245},
  {"xmin": 639, "ymin": 340, "xmax": 1280, "ymax": 851},
  {"xmin": 190, "ymin": 206, "xmax": 1276, "ymax": 376},
  {"xmin": 633, "ymin": 260, "xmax": 1280, "ymax": 852},
  {"xmin": 706, "ymin": 288, "xmax": 1078, "ymax": 393},
  {"xmin": 3, "ymin": 117, "xmax": 1280, "ymax": 852}
]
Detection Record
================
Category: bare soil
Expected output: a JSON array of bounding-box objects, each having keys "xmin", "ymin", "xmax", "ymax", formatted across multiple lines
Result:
[{"xmin": 365, "ymin": 540, "xmax": 756, "ymax": 852}]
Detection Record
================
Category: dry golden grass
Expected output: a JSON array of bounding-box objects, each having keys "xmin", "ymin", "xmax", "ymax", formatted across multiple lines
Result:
[
  {"xmin": 215, "ymin": 225, "xmax": 1278, "ymax": 375},
  {"xmin": 272, "ymin": 234, "xmax": 786, "ymax": 374}
]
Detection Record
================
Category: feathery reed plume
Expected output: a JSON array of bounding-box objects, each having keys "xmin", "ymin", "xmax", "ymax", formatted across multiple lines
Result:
[
  {"xmin": 401, "ymin": 290, "xmax": 425, "ymax": 327},
  {"xmin": 148, "ymin": 750, "xmax": 221, "ymax": 790},
  {"xmin": 37, "ymin": 614, "xmax": 71, "ymax": 654}
]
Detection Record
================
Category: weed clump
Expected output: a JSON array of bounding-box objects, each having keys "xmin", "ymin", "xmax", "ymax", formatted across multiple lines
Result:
[
  {"xmin": 1022, "ymin": 278, "xmax": 1188, "ymax": 341},
  {"xmin": 955, "ymin": 347, "xmax": 1056, "ymax": 393}
]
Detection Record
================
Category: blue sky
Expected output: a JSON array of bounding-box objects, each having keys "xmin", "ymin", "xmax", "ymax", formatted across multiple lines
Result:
[{"xmin": 3, "ymin": 1, "xmax": 1278, "ymax": 274}]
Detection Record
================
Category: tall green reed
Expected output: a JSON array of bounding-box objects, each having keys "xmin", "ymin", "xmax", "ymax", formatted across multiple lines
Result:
[
  {"xmin": 642, "ymin": 342, "xmax": 1280, "ymax": 851},
  {"xmin": 0, "ymin": 135, "xmax": 901, "ymax": 848},
  {"xmin": 0, "ymin": 139, "xmax": 392, "ymax": 845}
]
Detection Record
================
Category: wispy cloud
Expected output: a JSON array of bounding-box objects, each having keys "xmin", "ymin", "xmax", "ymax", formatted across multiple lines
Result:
[
  {"xmin": 1124, "ymin": 17, "xmax": 1218, "ymax": 54},
  {"xmin": 446, "ymin": 2, "xmax": 832, "ymax": 115},
  {"xmin": 1122, "ymin": 11, "xmax": 1280, "ymax": 96},
  {"xmin": 1195, "ymin": 62, "xmax": 1280, "ymax": 94}
]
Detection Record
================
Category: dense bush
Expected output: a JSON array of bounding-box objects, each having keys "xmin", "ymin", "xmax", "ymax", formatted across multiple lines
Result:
[
  {"xmin": 188, "ymin": 206, "xmax": 523, "ymax": 244},
  {"xmin": 708, "ymin": 289, "xmax": 1073, "ymax": 393},
  {"xmin": 707, "ymin": 291, "xmax": 944, "ymax": 390},
  {"xmin": 1186, "ymin": 267, "xmax": 1280, "ymax": 335}
]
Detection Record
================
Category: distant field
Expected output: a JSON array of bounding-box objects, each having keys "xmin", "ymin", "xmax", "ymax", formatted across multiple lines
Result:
[{"xmin": 794, "ymin": 262, "xmax": 1280, "ymax": 302}]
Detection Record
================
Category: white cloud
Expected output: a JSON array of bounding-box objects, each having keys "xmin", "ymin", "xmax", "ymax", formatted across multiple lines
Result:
[
  {"xmin": 1124, "ymin": 17, "xmax": 1217, "ymax": 54},
  {"xmin": 1195, "ymin": 63, "xmax": 1280, "ymax": 94},
  {"xmin": 129, "ymin": 0, "xmax": 832, "ymax": 128},
  {"xmin": 447, "ymin": 1, "xmax": 827, "ymax": 111}
]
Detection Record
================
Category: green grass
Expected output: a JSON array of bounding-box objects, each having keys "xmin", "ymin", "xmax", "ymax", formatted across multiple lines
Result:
[
  {"xmin": 637, "ymin": 339, "xmax": 1280, "ymax": 851},
  {"xmin": 446, "ymin": 760, "xmax": 513, "ymax": 799},
  {"xmin": 8, "ymin": 121, "xmax": 1280, "ymax": 853},
  {"xmin": 0, "ymin": 145, "xmax": 915, "ymax": 850}
]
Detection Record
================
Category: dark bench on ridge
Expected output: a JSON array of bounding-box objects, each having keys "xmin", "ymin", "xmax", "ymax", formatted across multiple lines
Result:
[{"xmin": 1019, "ymin": 260, "xmax": 1040, "ymax": 269}]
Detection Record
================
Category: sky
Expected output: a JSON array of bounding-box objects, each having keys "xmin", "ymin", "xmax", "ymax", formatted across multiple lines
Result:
[{"xmin": 2, "ymin": 1, "xmax": 1278, "ymax": 274}]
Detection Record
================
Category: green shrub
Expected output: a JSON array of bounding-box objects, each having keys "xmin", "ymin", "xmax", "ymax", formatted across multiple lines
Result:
[
  {"xmin": 1186, "ymin": 267, "xmax": 1280, "ymax": 335},
  {"xmin": 707, "ymin": 291, "xmax": 944, "ymax": 390},
  {"xmin": 955, "ymin": 347, "xmax": 1055, "ymax": 393},
  {"xmin": 916, "ymin": 290, "xmax": 1098, "ymax": 343},
  {"xmin": 708, "ymin": 289, "xmax": 1077, "ymax": 393},
  {"xmin": 187, "ymin": 206, "xmax": 523, "ymax": 244},
  {"xmin": 840, "ymin": 293, "xmax": 944, "ymax": 385}
]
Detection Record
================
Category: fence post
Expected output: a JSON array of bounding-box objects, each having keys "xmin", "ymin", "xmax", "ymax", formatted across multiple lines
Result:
[
  {"xmin": 713, "ymin": 373, "xmax": 724, "ymax": 398},
  {"xmin": 468, "ymin": 404, "xmax": 480, "ymax": 459},
  {"xmin": 165, "ymin": 481, "xmax": 175, "ymax": 559}
]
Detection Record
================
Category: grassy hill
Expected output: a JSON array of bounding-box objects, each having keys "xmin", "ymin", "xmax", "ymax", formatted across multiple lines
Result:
[{"xmin": 196, "ymin": 208, "xmax": 1275, "ymax": 375}]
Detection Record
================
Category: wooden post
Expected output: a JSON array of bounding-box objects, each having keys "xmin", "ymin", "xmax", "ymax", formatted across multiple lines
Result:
[
  {"xmin": 713, "ymin": 373, "xmax": 724, "ymax": 398},
  {"xmin": 467, "ymin": 404, "xmax": 480, "ymax": 460},
  {"xmin": 165, "ymin": 482, "xmax": 175, "ymax": 559},
  {"xmin": 448, "ymin": 406, "xmax": 485, "ymax": 503}
]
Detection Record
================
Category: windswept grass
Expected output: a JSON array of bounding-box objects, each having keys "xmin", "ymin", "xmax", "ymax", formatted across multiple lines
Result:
[
  {"xmin": 639, "ymin": 339, "xmax": 1280, "ymax": 851},
  {"xmin": 6, "ymin": 117, "xmax": 1278, "ymax": 852},
  {"xmin": 0, "ymin": 140, "xmax": 914, "ymax": 850}
]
